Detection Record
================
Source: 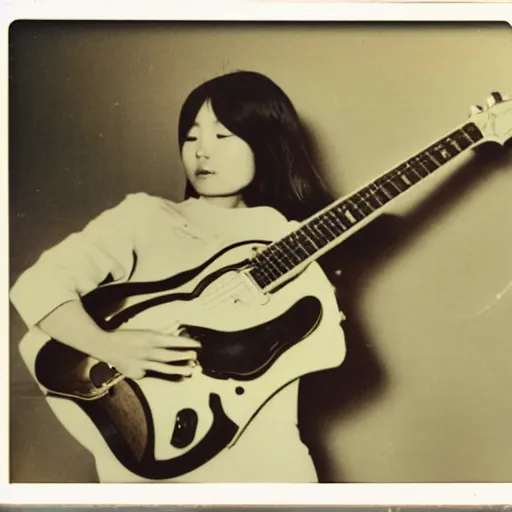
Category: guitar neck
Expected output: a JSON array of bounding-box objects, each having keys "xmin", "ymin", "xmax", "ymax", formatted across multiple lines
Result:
[{"xmin": 248, "ymin": 121, "xmax": 484, "ymax": 292}]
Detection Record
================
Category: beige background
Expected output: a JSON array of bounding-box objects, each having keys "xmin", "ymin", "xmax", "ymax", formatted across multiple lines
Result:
[{"xmin": 9, "ymin": 21, "xmax": 512, "ymax": 483}]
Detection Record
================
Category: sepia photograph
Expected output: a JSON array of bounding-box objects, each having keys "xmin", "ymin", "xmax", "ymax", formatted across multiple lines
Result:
[{"xmin": 7, "ymin": 17, "xmax": 512, "ymax": 491}]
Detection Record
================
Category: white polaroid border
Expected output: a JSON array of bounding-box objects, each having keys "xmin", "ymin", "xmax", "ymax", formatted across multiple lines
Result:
[{"xmin": 1, "ymin": 0, "xmax": 512, "ymax": 507}]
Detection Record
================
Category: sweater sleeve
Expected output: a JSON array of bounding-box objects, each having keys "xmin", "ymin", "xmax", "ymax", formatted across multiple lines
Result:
[{"xmin": 10, "ymin": 192, "xmax": 150, "ymax": 329}]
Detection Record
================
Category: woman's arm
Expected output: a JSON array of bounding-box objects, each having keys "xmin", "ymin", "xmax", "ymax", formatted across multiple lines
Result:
[
  {"xmin": 11, "ymin": 193, "xmax": 200, "ymax": 379},
  {"xmin": 10, "ymin": 193, "xmax": 144, "ymax": 329},
  {"xmin": 37, "ymin": 300, "xmax": 112, "ymax": 357},
  {"xmin": 37, "ymin": 300, "xmax": 200, "ymax": 379}
]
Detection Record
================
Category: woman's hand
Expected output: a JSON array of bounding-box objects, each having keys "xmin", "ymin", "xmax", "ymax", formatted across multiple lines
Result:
[
  {"xmin": 34, "ymin": 301, "xmax": 201, "ymax": 380},
  {"xmin": 100, "ymin": 328, "xmax": 201, "ymax": 380}
]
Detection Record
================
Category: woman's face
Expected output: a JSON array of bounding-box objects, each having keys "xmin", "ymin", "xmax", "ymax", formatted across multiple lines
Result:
[{"xmin": 181, "ymin": 101, "xmax": 256, "ymax": 207}]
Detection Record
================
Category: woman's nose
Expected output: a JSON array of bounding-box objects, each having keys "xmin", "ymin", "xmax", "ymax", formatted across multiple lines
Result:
[
  {"xmin": 196, "ymin": 146, "xmax": 208, "ymax": 158},
  {"xmin": 195, "ymin": 137, "xmax": 213, "ymax": 158}
]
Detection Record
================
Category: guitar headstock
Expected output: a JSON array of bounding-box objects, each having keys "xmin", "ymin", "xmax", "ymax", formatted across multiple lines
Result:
[{"xmin": 468, "ymin": 92, "xmax": 512, "ymax": 146}]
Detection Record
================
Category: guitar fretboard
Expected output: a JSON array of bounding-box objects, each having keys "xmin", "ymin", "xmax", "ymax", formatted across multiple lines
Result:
[{"xmin": 248, "ymin": 122, "xmax": 484, "ymax": 291}]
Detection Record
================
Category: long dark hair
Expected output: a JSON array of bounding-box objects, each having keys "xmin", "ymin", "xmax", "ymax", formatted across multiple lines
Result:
[{"xmin": 178, "ymin": 70, "xmax": 333, "ymax": 221}]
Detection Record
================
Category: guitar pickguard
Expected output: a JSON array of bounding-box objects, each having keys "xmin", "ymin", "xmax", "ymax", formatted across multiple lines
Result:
[{"xmin": 184, "ymin": 295, "xmax": 323, "ymax": 380}]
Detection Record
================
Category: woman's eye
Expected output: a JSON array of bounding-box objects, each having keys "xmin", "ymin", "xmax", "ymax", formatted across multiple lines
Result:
[
  {"xmin": 217, "ymin": 134, "xmax": 232, "ymax": 139},
  {"xmin": 184, "ymin": 136, "xmax": 197, "ymax": 142}
]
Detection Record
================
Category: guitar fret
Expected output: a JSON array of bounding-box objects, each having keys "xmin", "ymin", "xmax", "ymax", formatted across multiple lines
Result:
[
  {"xmin": 359, "ymin": 199, "xmax": 374, "ymax": 215},
  {"xmin": 327, "ymin": 209, "xmax": 349, "ymax": 230},
  {"xmin": 279, "ymin": 241, "xmax": 300, "ymax": 265},
  {"xmin": 429, "ymin": 140, "xmax": 456, "ymax": 163},
  {"xmin": 396, "ymin": 167, "xmax": 414, "ymax": 187},
  {"xmin": 344, "ymin": 199, "xmax": 365, "ymax": 218},
  {"xmin": 302, "ymin": 226, "xmax": 323, "ymax": 250},
  {"xmin": 310, "ymin": 218, "xmax": 332, "ymax": 242},
  {"xmin": 392, "ymin": 174, "xmax": 409, "ymax": 193},
  {"xmin": 273, "ymin": 255, "xmax": 291, "ymax": 275},
  {"xmin": 368, "ymin": 183, "xmax": 390, "ymax": 205},
  {"xmin": 424, "ymin": 154, "xmax": 440, "ymax": 171},
  {"xmin": 356, "ymin": 191, "xmax": 378, "ymax": 212},
  {"xmin": 434, "ymin": 146, "xmax": 451, "ymax": 161},
  {"xmin": 269, "ymin": 246, "xmax": 293, "ymax": 272},
  {"xmin": 297, "ymin": 231, "xmax": 318, "ymax": 255},
  {"xmin": 298, "ymin": 241, "xmax": 316, "ymax": 259},
  {"xmin": 317, "ymin": 216, "xmax": 339, "ymax": 239},
  {"xmin": 259, "ymin": 253, "xmax": 282, "ymax": 279},
  {"xmin": 386, "ymin": 176, "xmax": 402, "ymax": 197},
  {"xmin": 463, "ymin": 122, "xmax": 484, "ymax": 143},
  {"xmin": 307, "ymin": 223, "xmax": 328, "ymax": 247},
  {"xmin": 439, "ymin": 139, "xmax": 458, "ymax": 158},
  {"xmin": 316, "ymin": 228, "xmax": 332, "ymax": 246},
  {"xmin": 363, "ymin": 189, "xmax": 382, "ymax": 209},
  {"xmin": 289, "ymin": 232, "xmax": 314, "ymax": 259},
  {"xmin": 367, "ymin": 188, "xmax": 384, "ymax": 207},
  {"xmin": 397, "ymin": 164, "xmax": 420, "ymax": 185},
  {"xmin": 331, "ymin": 207, "xmax": 345, "ymax": 224},
  {"xmin": 331, "ymin": 207, "xmax": 346, "ymax": 225},
  {"xmin": 416, "ymin": 154, "xmax": 438, "ymax": 173},
  {"xmin": 375, "ymin": 182, "xmax": 394, "ymax": 200},
  {"xmin": 251, "ymin": 267, "xmax": 272, "ymax": 288},
  {"xmin": 307, "ymin": 222, "xmax": 326, "ymax": 248},
  {"xmin": 278, "ymin": 237, "xmax": 303, "ymax": 264},
  {"xmin": 415, "ymin": 161, "xmax": 431, "ymax": 177},
  {"xmin": 259, "ymin": 269, "xmax": 273, "ymax": 287},
  {"xmin": 452, "ymin": 129, "xmax": 473, "ymax": 150},
  {"xmin": 434, "ymin": 145, "xmax": 449, "ymax": 163},
  {"xmin": 323, "ymin": 212, "xmax": 345, "ymax": 234},
  {"xmin": 293, "ymin": 244, "xmax": 311, "ymax": 261},
  {"xmin": 404, "ymin": 161, "xmax": 425, "ymax": 180},
  {"xmin": 254, "ymin": 275, "xmax": 267, "ymax": 289},
  {"xmin": 425, "ymin": 149, "xmax": 442, "ymax": 166},
  {"xmin": 406, "ymin": 161, "xmax": 421, "ymax": 177},
  {"xmin": 354, "ymin": 198, "xmax": 373, "ymax": 217},
  {"xmin": 404, "ymin": 170, "xmax": 421, "ymax": 184},
  {"xmin": 400, "ymin": 173, "xmax": 412, "ymax": 186},
  {"xmin": 378, "ymin": 183, "xmax": 398, "ymax": 199},
  {"xmin": 327, "ymin": 215, "xmax": 343, "ymax": 236},
  {"xmin": 409, "ymin": 159, "xmax": 430, "ymax": 179},
  {"xmin": 250, "ymin": 272, "xmax": 264, "ymax": 288},
  {"xmin": 446, "ymin": 135, "xmax": 462, "ymax": 152},
  {"xmin": 343, "ymin": 207, "xmax": 360, "ymax": 224}
]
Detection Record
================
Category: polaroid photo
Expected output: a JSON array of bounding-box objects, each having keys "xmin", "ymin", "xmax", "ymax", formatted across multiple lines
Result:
[{"xmin": 2, "ymin": 0, "xmax": 512, "ymax": 507}]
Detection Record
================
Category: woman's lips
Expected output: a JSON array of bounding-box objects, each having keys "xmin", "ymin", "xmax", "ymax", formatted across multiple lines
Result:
[{"xmin": 195, "ymin": 169, "xmax": 215, "ymax": 177}]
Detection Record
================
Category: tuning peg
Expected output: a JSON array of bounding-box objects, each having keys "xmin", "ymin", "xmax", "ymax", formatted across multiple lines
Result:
[
  {"xmin": 487, "ymin": 95, "xmax": 497, "ymax": 107},
  {"xmin": 487, "ymin": 92, "xmax": 508, "ymax": 107},
  {"xmin": 469, "ymin": 104, "xmax": 484, "ymax": 116}
]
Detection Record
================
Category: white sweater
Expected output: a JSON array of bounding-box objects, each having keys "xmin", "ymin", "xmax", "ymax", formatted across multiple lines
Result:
[{"xmin": 11, "ymin": 193, "xmax": 343, "ymax": 482}]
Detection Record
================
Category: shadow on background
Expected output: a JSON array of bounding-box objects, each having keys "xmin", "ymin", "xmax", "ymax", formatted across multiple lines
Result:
[{"xmin": 298, "ymin": 141, "xmax": 511, "ymax": 483}]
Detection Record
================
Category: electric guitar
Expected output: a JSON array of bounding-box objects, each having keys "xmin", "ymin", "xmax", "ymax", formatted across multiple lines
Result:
[{"xmin": 18, "ymin": 92, "xmax": 512, "ymax": 481}]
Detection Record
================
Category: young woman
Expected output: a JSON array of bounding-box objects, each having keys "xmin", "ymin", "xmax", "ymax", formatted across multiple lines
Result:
[{"xmin": 10, "ymin": 70, "xmax": 347, "ymax": 483}]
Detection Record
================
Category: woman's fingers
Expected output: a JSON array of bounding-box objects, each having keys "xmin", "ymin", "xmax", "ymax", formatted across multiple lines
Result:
[
  {"xmin": 125, "ymin": 368, "xmax": 146, "ymax": 380},
  {"xmin": 148, "ymin": 348, "xmax": 197, "ymax": 363},
  {"xmin": 152, "ymin": 332, "xmax": 201, "ymax": 349},
  {"xmin": 145, "ymin": 360, "xmax": 195, "ymax": 377}
]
